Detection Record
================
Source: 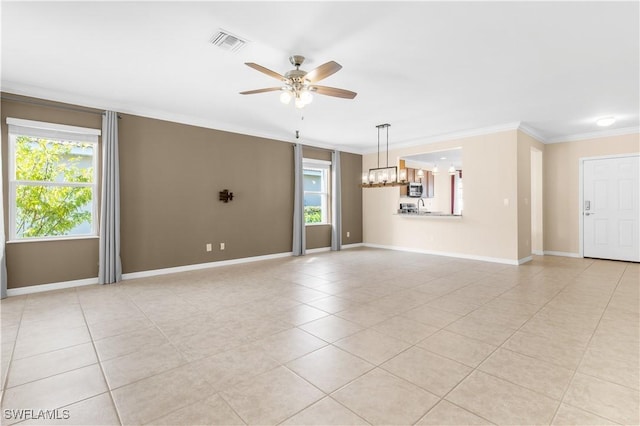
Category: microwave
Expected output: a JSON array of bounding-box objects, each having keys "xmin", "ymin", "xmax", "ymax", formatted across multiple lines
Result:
[{"xmin": 408, "ymin": 182, "xmax": 423, "ymax": 197}]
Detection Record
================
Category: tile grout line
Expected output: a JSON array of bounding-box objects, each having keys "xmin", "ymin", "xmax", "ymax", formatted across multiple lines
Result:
[
  {"xmin": 548, "ymin": 263, "xmax": 630, "ymax": 425},
  {"xmin": 76, "ymin": 286, "xmax": 124, "ymax": 426},
  {"xmin": 281, "ymin": 267, "xmax": 535, "ymax": 425},
  {"xmin": 3, "ymin": 252, "xmax": 635, "ymax": 426},
  {"xmin": 0, "ymin": 294, "xmax": 28, "ymax": 410},
  {"xmin": 96, "ymin": 286, "xmax": 243, "ymax": 422},
  {"xmin": 275, "ymin": 364, "xmax": 372, "ymax": 426},
  {"xmin": 410, "ymin": 263, "xmax": 594, "ymax": 424}
]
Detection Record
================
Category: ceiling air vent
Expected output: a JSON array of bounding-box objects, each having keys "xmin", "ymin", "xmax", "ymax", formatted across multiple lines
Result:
[{"xmin": 210, "ymin": 29, "xmax": 248, "ymax": 52}]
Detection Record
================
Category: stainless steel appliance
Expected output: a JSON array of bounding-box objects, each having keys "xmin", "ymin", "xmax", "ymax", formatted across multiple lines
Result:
[{"xmin": 408, "ymin": 182, "xmax": 423, "ymax": 197}]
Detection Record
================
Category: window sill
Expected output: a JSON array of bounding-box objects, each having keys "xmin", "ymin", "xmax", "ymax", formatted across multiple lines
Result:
[
  {"xmin": 305, "ymin": 223, "xmax": 331, "ymax": 227},
  {"xmin": 7, "ymin": 235, "xmax": 99, "ymax": 244}
]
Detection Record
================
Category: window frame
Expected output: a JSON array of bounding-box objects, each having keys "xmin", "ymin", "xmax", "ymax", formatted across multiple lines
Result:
[
  {"xmin": 302, "ymin": 158, "xmax": 331, "ymax": 226},
  {"xmin": 6, "ymin": 118, "xmax": 101, "ymax": 243}
]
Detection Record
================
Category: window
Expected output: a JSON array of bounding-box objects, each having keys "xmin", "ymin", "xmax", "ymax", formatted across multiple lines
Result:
[
  {"xmin": 303, "ymin": 159, "xmax": 330, "ymax": 224},
  {"xmin": 7, "ymin": 118, "xmax": 100, "ymax": 241}
]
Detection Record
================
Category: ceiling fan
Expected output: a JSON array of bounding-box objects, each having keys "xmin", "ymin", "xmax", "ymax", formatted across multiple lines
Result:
[{"xmin": 240, "ymin": 55, "xmax": 357, "ymax": 108}]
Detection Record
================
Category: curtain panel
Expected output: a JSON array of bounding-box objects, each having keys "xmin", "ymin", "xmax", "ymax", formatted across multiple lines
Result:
[
  {"xmin": 98, "ymin": 111, "xmax": 122, "ymax": 284},
  {"xmin": 292, "ymin": 143, "xmax": 306, "ymax": 256},
  {"xmin": 331, "ymin": 150, "xmax": 342, "ymax": 251},
  {"xmin": 0, "ymin": 142, "xmax": 6, "ymax": 298}
]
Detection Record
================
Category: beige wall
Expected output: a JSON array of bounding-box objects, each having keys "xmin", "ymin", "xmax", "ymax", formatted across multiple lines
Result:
[
  {"xmin": 363, "ymin": 130, "xmax": 522, "ymax": 263},
  {"xmin": 543, "ymin": 132, "xmax": 640, "ymax": 254},
  {"xmin": 363, "ymin": 128, "xmax": 639, "ymax": 262},
  {"xmin": 517, "ymin": 131, "xmax": 545, "ymax": 259},
  {"xmin": 432, "ymin": 172, "xmax": 452, "ymax": 213},
  {"xmin": 531, "ymin": 148, "xmax": 544, "ymax": 253},
  {"xmin": 2, "ymin": 94, "xmax": 363, "ymax": 288}
]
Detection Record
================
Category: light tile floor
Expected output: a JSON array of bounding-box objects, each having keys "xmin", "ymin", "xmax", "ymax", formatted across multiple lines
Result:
[{"xmin": 1, "ymin": 248, "xmax": 638, "ymax": 425}]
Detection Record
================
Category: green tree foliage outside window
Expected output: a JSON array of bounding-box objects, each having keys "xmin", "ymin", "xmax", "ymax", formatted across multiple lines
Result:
[
  {"xmin": 15, "ymin": 136, "xmax": 94, "ymax": 238},
  {"xmin": 304, "ymin": 206, "xmax": 322, "ymax": 223}
]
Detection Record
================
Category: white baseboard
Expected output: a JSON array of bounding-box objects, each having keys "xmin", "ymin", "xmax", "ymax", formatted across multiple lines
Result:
[
  {"xmin": 6, "ymin": 277, "xmax": 98, "ymax": 297},
  {"xmin": 544, "ymin": 250, "xmax": 581, "ymax": 258},
  {"xmin": 306, "ymin": 247, "xmax": 331, "ymax": 254},
  {"xmin": 532, "ymin": 250, "xmax": 544, "ymax": 256},
  {"xmin": 342, "ymin": 243, "xmax": 365, "ymax": 249},
  {"xmin": 5, "ymin": 243, "xmax": 366, "ymax": 297},
  {"xmin": 122, "ymin": 251, "xmax": 293, "ymax": 280},
  {"xmin": 305, "ymin": 243, "xmax": 365, "ymax": 254},
  {"xmin": 363, "ymin": 243, "xmax": 522, "ymax": 265},
  {"xmin": 518, "ymin": 256, "xmax": 533, "ymax": 264}
]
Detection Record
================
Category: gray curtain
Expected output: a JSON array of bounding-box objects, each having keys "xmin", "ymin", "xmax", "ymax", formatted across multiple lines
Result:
[
  {"xmin": 98, "ymin": 111, "xmax": 122, "ymax": 284},
  {"xmin": 331, "ymin": 150, "xmax": 342, "ymax": 251},
  {"xmin": 292, "ymin": 143, "xmax": 306, "ymax": 256},
  {"xmin": 1, "ymin": 142, "xmax": 6, "ymax": 298}
]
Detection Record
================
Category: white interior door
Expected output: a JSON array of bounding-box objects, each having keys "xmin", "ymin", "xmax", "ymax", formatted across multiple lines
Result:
[{"xmin": 583, "ymin": 155, "xmax": 640, "ymax": 262}]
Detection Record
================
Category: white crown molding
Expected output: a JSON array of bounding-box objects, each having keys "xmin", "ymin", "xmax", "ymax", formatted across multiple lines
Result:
[
  {"xmin": 546, "ymin": 126, "xmax": 640, "ymax": 144},
  {"xmin": 361, "ymin": 122, "xmax": 523, "ymax": 155},
  {"xmin": 518, "ymin": 124, "xmax": 548, "ymax": 143},
  {"xmin": 6, "ymin": 82, "xmax": 635, "ymax": 153},
  {"xmin": 0, "ymin": 83, "xmax": 361, "ymax": 155}
]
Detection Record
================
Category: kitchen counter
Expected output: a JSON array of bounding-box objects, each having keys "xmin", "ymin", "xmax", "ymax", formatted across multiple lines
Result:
[{"xmin": 395, "ymin": 211, "xmax": 462, "ymax": 218}]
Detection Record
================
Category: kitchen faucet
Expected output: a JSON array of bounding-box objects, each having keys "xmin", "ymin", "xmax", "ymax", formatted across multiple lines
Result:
[{"xmin": 417, "ymin": 198, "xmax": 425, "ymax": 213}]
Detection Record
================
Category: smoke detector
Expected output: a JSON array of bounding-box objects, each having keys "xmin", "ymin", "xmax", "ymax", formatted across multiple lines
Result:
[{"xmin": 210, "ymin": 29, "xmax": 248, "ymax": 52}]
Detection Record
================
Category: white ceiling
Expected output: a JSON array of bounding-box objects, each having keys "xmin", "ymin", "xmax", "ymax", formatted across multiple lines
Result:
[{"xmin": 2, "ymin": 1, "xmax": 638, "ymax": 153}]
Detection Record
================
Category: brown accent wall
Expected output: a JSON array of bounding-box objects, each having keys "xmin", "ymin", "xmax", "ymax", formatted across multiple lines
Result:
[
  {"xmin": 118, "ymin": 114, "xmax": 294, "ymax": 273},
  {"xmin": 301, "ymin": 147, "xmax": 363, "ymax": 250},
  {"xmin": 1, "ymin": 94, "xmax": 363, "ymax": 288},
  {"xmin": 303, "ymin": 146, "xmax": 332, "ymax": 162},
  {"xmin": 340, "ymin": 151, "xmax": 364, "ymax": 244}
]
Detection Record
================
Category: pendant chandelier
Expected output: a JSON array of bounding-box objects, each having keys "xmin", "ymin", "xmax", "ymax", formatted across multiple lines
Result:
[{"xmin": 361, "ymin": 124, "xmax": 406, "ymax": 188}]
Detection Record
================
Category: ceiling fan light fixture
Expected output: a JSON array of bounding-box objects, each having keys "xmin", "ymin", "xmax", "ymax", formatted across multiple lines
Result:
[
  {"xmin": 300, "ymin": 90, "xmax": 313, "ymax": 105},
  {"xmin": 241, "ymin": 56, "xmax": 357, "ymax": 107},
  {"xmin": 280, "ymin": 90, "xmax": 292, "ymax": 104}
]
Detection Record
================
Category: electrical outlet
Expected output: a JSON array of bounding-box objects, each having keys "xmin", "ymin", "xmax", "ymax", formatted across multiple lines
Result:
[
  {"xmin": 206, "ymin": 243, "xmax": 212, "ymax": 252},
  {"xmin": 347, "ymin": 231, "xmax": 350, "ymax": 238},
  {"xmin": 220, "ymin": 242, "xmax": 225, "ymax": 250}
]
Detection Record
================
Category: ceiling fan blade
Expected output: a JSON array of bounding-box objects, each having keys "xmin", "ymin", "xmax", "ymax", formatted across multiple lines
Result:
[
  {"xmin": 312, "ymin": 85, "xmax": 357, "ymax": 99},
  {"xmin": 239, "ymin": 87, "xmax": 282, "ymax": 95},
  {"xmin": 305, "ymin": 61, "xmax": 342, "ymax": 83},
  {"xmin": 245, "ymin": 62, "xmax": 285, "ymax": 81}
]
